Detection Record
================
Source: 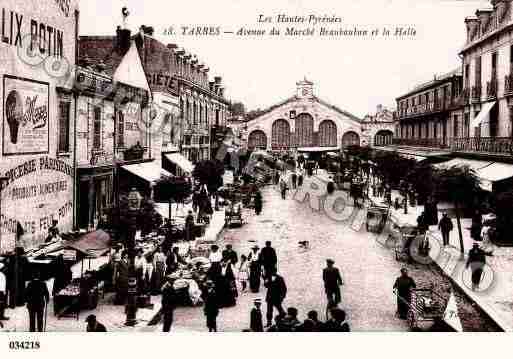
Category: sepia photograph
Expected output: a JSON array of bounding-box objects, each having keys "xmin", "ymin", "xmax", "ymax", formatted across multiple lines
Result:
[{"xmin": 1, "ymin": 1, "xmax": 512, "ymax": 351}]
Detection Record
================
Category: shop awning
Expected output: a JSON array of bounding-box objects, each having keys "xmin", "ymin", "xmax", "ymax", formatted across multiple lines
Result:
[
  {"xmin": 297, "ymin": 147, "xmax": 340, "ymax": 152},
  {"xmin": 477, "ymin": 162, "xmax": 513, "ymax": 191},
  {"xmin": 45, "ymin": 230, "xmax": 112, "ymax": 259},
  {"xmin": 471, "ymin": 101, "xmax": 495, "ymax": 128},
  {"xmin": 122, "ymin": 161, "xmax": 173, "ymax": 183},
  {"xmin": 434, "ymin": 158, "xmax": 493, "ymax": 171},
  {"xmin": 164, "ymin": 153, "xmax": 194, "ymax": 174},
  {"xmin": 399, "ymin": 153, "xmax": 427, "ymax": 162}
]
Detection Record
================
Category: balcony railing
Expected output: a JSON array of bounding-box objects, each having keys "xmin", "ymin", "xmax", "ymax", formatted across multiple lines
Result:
[
  {"xmin": 392, "ymin": 138, "xmax": 448, "ymax": 148},
  {"xmin": 451, "ymin": 137, "xmax": 513, "ymax": 155},
  {"xmin": 391, "ymin": 137, "xmax": 513, "ymax": 156},
  {"xmin": 505, "ymin": 74, "xmax": 513, "ymax": 95},
  {"xmin": 471, "ymin": 85, "xmax": 482, "ymax": 102},
  {"xmin": 486, "ymin": 77, "xmax": 498, "ymax": 99}
]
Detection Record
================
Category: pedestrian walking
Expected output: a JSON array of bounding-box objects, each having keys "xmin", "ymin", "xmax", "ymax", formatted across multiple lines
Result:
[
  {"xmin": 254, "ymin": 190, "xmax": 263, "ymax": 215},
  {"xmin": 202, "ymin": 280, "xmax": 220, "ymax": 332},
  {"xmin": 238, "ymin": 255, "xmax": 249, "ymax": 292},
  {"xmin": 438, "ymin": 212, "xmax": 454, "ymax": 246},
  {"xmin": 291, "ymin": 172, "xmax": 297, "ymax": 189},
  {"xmin": 208, "ymin": 245, "xmax": 223, "ymax": 281},
  {"xmin": 393, "ymin": 268, "xmax": 416, "ymax": 320},
  {"xmin": 153, "ymin": 247, "xmax": 166, "ymax": 293},
  {"xmin": 185, "ymin": 210, "xmax": 195, "ymax": 242},
  {"xmin": 161, "ymin": 276, "xmax": 178, "ymax": 332},
  {"xmin": 222, "ymin": 244, "xmax": 238, "ymax": 265},
  {"xmin": 297, "ymin": 172, "xmax": 304, "ymax": 187},
  {"xmin": 466, "ymin": 242, "xmax": 493, "ymax": 290},
  {"xmin": 279, "ymin": 178, "xmax": 288, "ymax": 200},
  {"xmin": 85, "ymin": 314, "xmax": 107, "ymax": 332},
  {"xmin": 322, "ymin": 259, "xmax": 344, "ymax": 306},
  {"xmin": 25, "ymin": 272, "xmax": 49, "ymax": 332},
  {"xmin": 248, "ymin": 245, "xmax": 262, "ymax": 293},
  {"xmin": 218, "ymin": 259, "xmax": 237, "ymax": 307},
  {"xmin": 264, "ymin": 271, "xmax": 287, "ymax": 327},
  {"xmin": 250, "ymin": 298, "xmax": 264, "ymax": 332},
  {"xmin": 259, "ymin": 241, "xmax": 278, "ymax": 279},
  {"xmin": 471, "ymin": 210, "xmax": 483, "ymax": 242}
]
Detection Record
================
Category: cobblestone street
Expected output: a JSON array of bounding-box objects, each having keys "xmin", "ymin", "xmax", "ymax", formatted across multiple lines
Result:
[{"xmin": 165, "ymin": 184, "xmax": 408, "ymax": 332}]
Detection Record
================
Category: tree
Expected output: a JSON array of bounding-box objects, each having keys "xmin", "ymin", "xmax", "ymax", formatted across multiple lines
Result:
[
  {"xmin": 405, "ymin": 162, "xmax": 436, "ymax": 206},
  {"xmin": 192, "ymin": 159, "xmax": 225, "ymax": 194},
  {"xmin": 154, "ymin": 176, "xmax": 193, "ymax": 219},
  {"xmin": 492, "ymin": 190, "xmax": 513, "ymax": 245},
  {"xmin": 229, "ymin": 102, "xmax": 246, "ymax": 117},
  {"xmin": 436, "ymin": 166, "xmax": 481, "ymax": 256}
]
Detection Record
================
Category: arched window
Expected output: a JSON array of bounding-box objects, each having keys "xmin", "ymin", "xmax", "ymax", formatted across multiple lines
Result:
[
  {"xmin": 319, "ymin": 120, "xmax": 337, "ymax": 147},
  {"xmin": 271, "ymin": 119, "xmax": 291, "ymax": 149},
  {"xmin": 342, "ymin": 131, "xmax": 360, "ymax": 148},
  {"xmin": 248, "ymin": 130, "xmax": 267, "ymax": 150},
  {"xmin": 295, "ymin": 113, "xmax": 314, "ymax": 147}
]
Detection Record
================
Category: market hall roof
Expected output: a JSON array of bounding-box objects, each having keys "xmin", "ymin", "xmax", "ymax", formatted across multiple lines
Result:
[{"xmin": 245, "ymin": 95, "xmax": 362, "ymax": 124}]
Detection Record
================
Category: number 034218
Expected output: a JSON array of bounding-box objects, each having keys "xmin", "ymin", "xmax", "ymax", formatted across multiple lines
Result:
[{"xmin": 9, "ymin": 341, "xmax": 40, "ymax": 350}]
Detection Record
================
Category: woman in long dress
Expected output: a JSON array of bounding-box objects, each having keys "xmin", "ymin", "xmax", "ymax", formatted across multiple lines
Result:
[
  {"xmin": 248, "ymin": 246, "xmax": 262, "ymax": 293},
  {"xmin": 218, "ymin": 260, "xmax": 237, "ymax": 307},
  {"xmin": 152, "ymin": 247, "xmax": 166, "ymax": 294}
]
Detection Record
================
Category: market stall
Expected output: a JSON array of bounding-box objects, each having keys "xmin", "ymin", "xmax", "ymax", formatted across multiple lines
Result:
[{"xmin": 44, "ymin": 230, "xmax": 111, "ymax": 320}]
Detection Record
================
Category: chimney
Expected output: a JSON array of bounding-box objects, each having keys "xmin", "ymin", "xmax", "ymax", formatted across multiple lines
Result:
[
  {"xmin": 464, "ymin": 17, "xmax": 479, "ymax": 43},
  {"xmin": 376, "ymin": 104, "xmax": 383, "ymax": 113},
  {"xmin": 475, "ymin": 9, "xmax": 493, "ymax": 34},
  {"xmin": 116, "ymin": 26, "xmax": 132, "ymax": 55},
  {"xmin": 215, "ymin": 76, "xmax": 222, "ymax": 84},
  {"xmin": 493, "ymin": 0, "xmax": 511, "ymax": 23}
]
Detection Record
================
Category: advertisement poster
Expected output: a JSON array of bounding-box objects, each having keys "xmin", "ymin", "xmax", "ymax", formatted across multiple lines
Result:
[{"xmin": 2, "ymin": 75, "xmax": 49, "ymax": 155}]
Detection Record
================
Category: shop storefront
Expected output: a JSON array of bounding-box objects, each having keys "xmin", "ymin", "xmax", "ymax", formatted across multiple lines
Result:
[{"xmin": 0, "ymin": 0, "xmax": 79, "ymax": 252}]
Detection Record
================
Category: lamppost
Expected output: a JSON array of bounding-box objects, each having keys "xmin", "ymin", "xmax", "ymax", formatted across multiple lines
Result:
[
  {"xmin": 0, "ymin": 176, "xmax": 8, "ymax": 252},
  {"xmin": 125, "ymin": 187, "xmax": 142, "ymax": 326}
]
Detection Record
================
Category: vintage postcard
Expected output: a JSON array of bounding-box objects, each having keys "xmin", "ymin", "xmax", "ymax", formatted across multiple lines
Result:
[{"xmin": 0, "ymin": 1, "xmax": 511, "ymax": 351}]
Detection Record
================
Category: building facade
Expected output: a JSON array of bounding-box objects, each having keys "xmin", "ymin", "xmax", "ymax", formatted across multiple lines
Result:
[
  {"xmin": 395, "ymin": 69, "xmax": 464, "ymax": 149},
  {"xmin": 79, "ymin": 31, "xmax": 230, "ymax": 166},
  {"xmin": 361, "ymin": 104, "xmax": 396, "ymax": 147},
  {"xmin": 460, "ymin": 0, "xmax": 513, "ymax": 153},
  {"xmin": 246, "ymin": 79, "xmax": 362, "ymax": 152},
  {"xmin": 0, "ymin": 0, "xmax": 79, "ymax": 252}
]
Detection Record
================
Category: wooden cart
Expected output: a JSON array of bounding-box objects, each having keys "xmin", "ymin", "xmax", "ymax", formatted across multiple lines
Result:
[{"xmin": 396, "ymin": 287, "xmax": 446, "ymax": 330}]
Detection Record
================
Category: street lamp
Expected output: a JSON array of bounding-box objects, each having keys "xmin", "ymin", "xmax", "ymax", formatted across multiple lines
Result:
[
  {"xmin": 0, "ymin": 176, "xmax": 8, "ymax": 252},
  {"xmin": 125, "ymin": 187, "xmax": 142, "ymax": 326}
]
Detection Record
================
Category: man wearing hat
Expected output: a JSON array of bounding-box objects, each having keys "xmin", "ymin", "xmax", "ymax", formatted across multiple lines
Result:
[
  {"xmin": 202, "ymin": 280, "xmax": 219, "ymax": 332},
  {"xmin": 85, "ymin": 314, "xmax": 107, "ymax": 332},
  {"xmin": 25, "ymin": 272, "xmax": 49, "ymax": 332},
  {"xmin": 161, "ymin": 276, "xmax": 178, "ymax": 332},
  {"xmin": 393, "ymin": 268, "xmax": 416, "ymax": 319},
  {"xmin": 250, "ymin": 298, "xmax": 264, "ymax": 332},
  {"xmin": 466, "ymin": 242, "xmax": 493, "ymax": 290},
  {"xmin": 322, "ymin": 259, "xmax": 343, "ymax": 306}
]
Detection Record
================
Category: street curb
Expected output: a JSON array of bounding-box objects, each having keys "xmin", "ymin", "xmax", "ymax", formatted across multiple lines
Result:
[{"xmin": 369, "ymin": 195, "xmax": 510, "ymax": 332}]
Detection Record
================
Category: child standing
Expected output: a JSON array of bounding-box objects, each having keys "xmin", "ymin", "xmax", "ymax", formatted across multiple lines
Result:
[{"xmin": 238, "ymin": 255, "xmax": 250, "ymax": 292}]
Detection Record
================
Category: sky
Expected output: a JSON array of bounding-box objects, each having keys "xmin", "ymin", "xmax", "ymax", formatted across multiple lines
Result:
[{"xmin": 79, "ymin": 0, "xmax": 490, "ymax": 118}]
